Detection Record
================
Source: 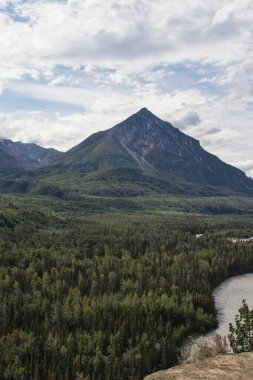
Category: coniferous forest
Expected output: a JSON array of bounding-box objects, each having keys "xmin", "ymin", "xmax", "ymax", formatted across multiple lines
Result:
[{"xmin": 1, "ymin": 195, "xmax": 253, "ymax": 379}]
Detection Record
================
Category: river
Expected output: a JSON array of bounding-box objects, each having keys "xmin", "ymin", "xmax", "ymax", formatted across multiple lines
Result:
[{"xmin": 209, "ymin": 273, "xmax": 253, "ymax": 339}]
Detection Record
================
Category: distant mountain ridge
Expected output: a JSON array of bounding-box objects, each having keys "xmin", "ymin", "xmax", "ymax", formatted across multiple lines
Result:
[
  {"xmin": 0, "ymin": 139, "xmax": 63, "ymax": 172},
  {"xmin": 39, "ymin": 107, "xmax": 253, "ymax": 196},
  {"xmin": 0, "ymin": 108, "xmax": 253, "ymax": 198}
]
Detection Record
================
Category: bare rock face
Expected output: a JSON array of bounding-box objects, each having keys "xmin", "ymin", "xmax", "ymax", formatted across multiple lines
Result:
[
  {"xmin": 48, "ymin": 108, "xmax": 253, "ymax": 195},
  {"xmin": 144, "ymin": 353, "xmax": 253, "ymax": 380},
  {"xmin": 112, "ymin": 108, "xmax": 200, "ymax": 161},
  {"xmin": 0, "ymin": 139, "xmax": 62, "ymax": 170}
]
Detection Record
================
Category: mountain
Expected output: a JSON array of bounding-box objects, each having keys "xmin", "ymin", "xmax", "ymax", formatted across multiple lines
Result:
[
  {"xmin": 0, "ymin": 139, "xmax": 63, "ymax": 173},
  {"xmin": 1, "ymin": 108, "xmax": 253, "ymax": 198}
]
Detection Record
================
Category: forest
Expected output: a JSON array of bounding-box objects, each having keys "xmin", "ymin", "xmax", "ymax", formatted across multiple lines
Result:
[{"xmin": 0, "ymin": 194, "xmax": 253, "ymax": 379}]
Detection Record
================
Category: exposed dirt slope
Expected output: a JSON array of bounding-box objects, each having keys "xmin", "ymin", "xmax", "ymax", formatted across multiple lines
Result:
[{"xmin": 144, "ymin": 353, "xmax": 253, "ymax": 380}]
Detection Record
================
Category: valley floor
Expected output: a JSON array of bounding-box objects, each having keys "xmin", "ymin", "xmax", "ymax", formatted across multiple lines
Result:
[{"xmin": 1, "ymin": 194, "xmax": 253, "ymax": 379}]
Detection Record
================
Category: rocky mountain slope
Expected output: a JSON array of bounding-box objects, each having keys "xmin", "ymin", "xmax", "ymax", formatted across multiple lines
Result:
[
  {"xmin": 35, "ymin": 108, "xmax": 253, "ymax": 196},
  {"xmin": 0, "ymin": 139, "xmax": 62, "ymax": 173},
  {"xmin": 144, "ymin": 353, "xmax": 253, "ymax": 380},
  {"xmin": 1, "ymin": 108, "xmax": 253, "ymax": 198}
]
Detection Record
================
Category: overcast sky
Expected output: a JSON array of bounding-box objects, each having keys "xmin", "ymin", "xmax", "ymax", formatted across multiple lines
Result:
[{"xmin": 0, "ymin": 0, "xmax": 253, "ymax": 176}]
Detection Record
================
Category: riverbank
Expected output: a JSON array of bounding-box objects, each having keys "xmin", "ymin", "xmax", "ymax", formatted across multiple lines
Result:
[
  {"xmin": 209, "ymin": 273, "xmax": 253, "ymax": 338},
  {"xmin": 145, "ymin": 273, "xmax": 253, "ymax": 379},
  {"xmin": 144, "ymin": 352, "xmax": 253, "ymax": 380}
]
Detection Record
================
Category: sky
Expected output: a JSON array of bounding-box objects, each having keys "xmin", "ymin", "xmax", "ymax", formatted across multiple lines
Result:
[{"xmin": 0, "ymin": 0, "xmax": 253, "ymax": 176}]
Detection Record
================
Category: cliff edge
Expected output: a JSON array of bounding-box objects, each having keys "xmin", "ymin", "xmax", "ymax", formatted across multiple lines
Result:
[{"xmin": 144, "ymin": 353, "xmax": 253, "ymax": 380}]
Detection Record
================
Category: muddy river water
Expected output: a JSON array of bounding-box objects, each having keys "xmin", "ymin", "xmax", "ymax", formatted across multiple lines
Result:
[{"xmin": 209, "ymin": 273, "xmax": 253, "ymax": 338}]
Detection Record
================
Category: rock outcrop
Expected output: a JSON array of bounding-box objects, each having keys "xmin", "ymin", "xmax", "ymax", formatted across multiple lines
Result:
[{"xmin": 144, "ymin": 353, "xmax": 253, "ymax": 380}]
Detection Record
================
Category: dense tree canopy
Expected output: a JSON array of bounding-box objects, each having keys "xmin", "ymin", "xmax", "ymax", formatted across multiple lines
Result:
[{"xmin": 0, "ymin": 195, "xmax": 253, "ymax": 379}]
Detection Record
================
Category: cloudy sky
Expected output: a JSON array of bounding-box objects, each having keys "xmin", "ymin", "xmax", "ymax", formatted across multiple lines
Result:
[{"xmin": 0, "ymin": 0, "xmax": 253, "ymax": 176}]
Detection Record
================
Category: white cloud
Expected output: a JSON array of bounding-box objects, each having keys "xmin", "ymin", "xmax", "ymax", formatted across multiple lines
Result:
[
  {"xmin": 8, "ymin": 81, "xmax": 105, "ymax": 108},
  {"xmin": 0, "ymin": 0, "xmax": 253, "ymax": 176},
  {"xmin": 173, "ymin": 111, "xmax": 202, "ymax": 130},
  {"xmin": 0, "ymin": 0, "xmax": 252, "ymax": 77},
  {"xmin": 232, "ymin": 160, "xmax": 253, "ymax": 178}
]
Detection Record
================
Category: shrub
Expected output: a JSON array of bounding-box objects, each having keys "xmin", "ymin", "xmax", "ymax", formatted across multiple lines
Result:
[
  {"xmin": 228, "ymin": 299, "xmax": 253, "ymax": 353},
  {"xmin": 180, "ymin": 334, "xmax": 228, "ymax": 363}
]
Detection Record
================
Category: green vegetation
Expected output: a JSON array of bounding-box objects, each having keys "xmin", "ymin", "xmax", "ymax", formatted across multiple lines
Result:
[
  {"xmin": 1, "ymin": 109, "xmax": 253, "ymax": 200},
  {"xmin": 0, "ymin": 194, "xmax": 253, "ymax": 379},
  {"xmin": 228, "ymin": 300, "xmax": 253, "ymax": 353}
]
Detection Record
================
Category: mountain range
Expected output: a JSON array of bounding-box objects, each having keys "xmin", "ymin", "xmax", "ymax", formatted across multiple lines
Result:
[
  {"xmin": 1, "ymin": 108, "xmax": 253, "ymax": 198},
  {"xmin": 0, "ymin": 139, "xmax": 62, "ymax": 174}
]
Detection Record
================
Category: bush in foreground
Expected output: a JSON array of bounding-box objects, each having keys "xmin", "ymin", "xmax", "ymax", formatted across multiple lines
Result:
[
  {"xmin": 228, "ymin": 299, "xmax": 253, "ymax": 353},
  {"xmin": 180, "ymin": 334, "xmax": 228, "ymax": 363}
]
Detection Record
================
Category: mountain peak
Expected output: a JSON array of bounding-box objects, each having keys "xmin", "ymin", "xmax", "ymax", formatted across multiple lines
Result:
[
  {"xmin": 134, "ymin": 107, "xmax": 156, "ymax": 118},
  {"xmin": 121, "ymin": 108, "xmax": 173, "ymax": 133},
  {"xmin": 21, "ymin": 108, "xmax": 253, "ymax": 198},
  {"xmin": 0, "ymin": 139, "xmax": 63, "ymax": 171},
  {"xmin": 137, "ymin": 107, "xmax": 151, "ymax": 113}
]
